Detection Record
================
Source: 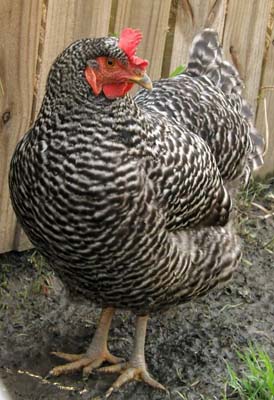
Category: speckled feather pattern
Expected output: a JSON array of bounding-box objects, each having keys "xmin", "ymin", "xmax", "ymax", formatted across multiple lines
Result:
[
  {"xmin": 9, "ymin": 30, "xmax": 245, "ymax": 314},
  {"xmin": 135, "ymin": 30, "xmax": 264, "ymax": 184},
  {"xmin": 135, "ymin": 75, "xmax": 251, "ymax": 182}
]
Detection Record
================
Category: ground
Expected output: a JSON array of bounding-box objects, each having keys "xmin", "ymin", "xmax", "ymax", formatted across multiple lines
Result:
[{"xmin": 0, "ymin": 180, "xmax": 273, "ymax": 400}]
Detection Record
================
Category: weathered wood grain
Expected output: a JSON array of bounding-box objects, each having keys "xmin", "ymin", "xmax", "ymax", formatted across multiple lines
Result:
[
  {"xmin": 15, "ymin": 0, "xmax": 112, "ymax": 250},
  {"xmin": 114, "ymin": 0, "xmax": 172, "ymax": 80},
  {"xmin": 169, "ymin": 0, "xmax": 227, "ymax": 73},
  {"xmin": 35, "ymin": 0, "xmax": 112, "ymax": 114},
  {"xmin": 256, "ymin": 4, "xmax": 274, "ymax": 176},
  {"xmin": 0, "ymin": 1, "xmax": 43, "ymax": 253},
  {"xmin": 222, "ymin": 0, "xmax": 272, "ymax": 110}
]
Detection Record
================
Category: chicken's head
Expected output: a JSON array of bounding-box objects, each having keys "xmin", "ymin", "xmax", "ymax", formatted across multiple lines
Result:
[
  {"xmin": 85, "ymin": 28, "xmax": 152, "ymax": 99},
  {"xmin": 46, "ymin": 28, "xmax": 152, "ymax": 102}
]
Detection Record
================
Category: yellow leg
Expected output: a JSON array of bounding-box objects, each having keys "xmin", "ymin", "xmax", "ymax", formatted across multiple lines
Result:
[
  {"xmin": 50, "ymin": 307, "xmax": 123, "ymax": 376},
  {"xmin": 99, "ymin": 315, "xmax": 166, "ymax": 397}
]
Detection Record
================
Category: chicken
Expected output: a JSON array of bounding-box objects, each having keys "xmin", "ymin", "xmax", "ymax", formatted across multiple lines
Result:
[{"xmin": 9, "ymin": 28, "xmax": 262, "ymax": 396}]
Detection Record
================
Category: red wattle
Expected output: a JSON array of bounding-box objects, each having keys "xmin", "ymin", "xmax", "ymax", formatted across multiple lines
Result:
[{"xmin": 103, "ymin": 83, "xmax": 134, "ymax": 99}]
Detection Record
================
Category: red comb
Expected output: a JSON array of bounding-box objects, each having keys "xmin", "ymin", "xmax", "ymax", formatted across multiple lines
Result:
[{"xmin": 118, "ymin": 28, "xmax": 149, "ymax": 69}]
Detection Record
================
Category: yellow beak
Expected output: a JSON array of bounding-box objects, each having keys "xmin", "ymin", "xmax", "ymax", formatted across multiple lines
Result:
[{"xmin": 130, "ymin": 73, "xmax": 153, "ymax": 91}]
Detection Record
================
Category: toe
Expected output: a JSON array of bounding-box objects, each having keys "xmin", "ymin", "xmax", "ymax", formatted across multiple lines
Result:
[
  {"xmin": 51, "ymin": 352, "xmax": 85, "ymax": 361},
  {"xmin": 103, "ymin": 365, "xmax": 166, "ymax": 397},
  {"xmin": 83, "ymin": 351, "xmax": 124, "ymax": 376},
  {"xmin": 98, "ymin": 362, "xmax": 127, "ymax": 373},
  {"xmin": 50, "ymin": 357, "xmax": 91, "ymax": 376},
  {"xmin": 106, "ymin": 353, "xmax": 124, "ymax": 365},
  {"xmin": 82, "ymin": 358, "xmax": 105, "ymax": 376},
  {"xmin": 141, "ymin": 370, "xmax": 167, "ymax": 391},
  {"xmin": 105, "ymin": 368, "xmax": 136, "ymax": 398},
  {"xmin": 50, "ymin": 350, "xmax": 124, "ymax": 377}
]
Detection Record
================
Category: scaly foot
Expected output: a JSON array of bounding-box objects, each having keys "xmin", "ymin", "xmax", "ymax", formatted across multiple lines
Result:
[
  {"xmin": 50, "ymin": 349, "xmax": 123, "ymax": 376},
  {"xmin": 49, "ymin": 308, "xmax": 122, "ymax": 376},
  {"xmin": 99, "ymin": 362, "xmax": 166, "ymax": 397}
]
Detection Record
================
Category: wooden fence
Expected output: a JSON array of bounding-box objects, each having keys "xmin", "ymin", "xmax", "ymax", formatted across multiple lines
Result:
[{"xmin": 0, "ymin": 0, "xmax": 274, "ymax": 254}]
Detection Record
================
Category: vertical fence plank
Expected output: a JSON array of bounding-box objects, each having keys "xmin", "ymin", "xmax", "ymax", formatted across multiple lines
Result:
[
  {"xmin": 256, "ymin": 6, "xmax": 274, "ymax": 176},
  {"xmin": 35, "ymin": 0, "xmax": 112, "ymax": 114},
  {"xmin": 0, "ymin": 1, "xmax": 43, "ymax": 253},
  {"xmin": 222, "ymin": 0, "xmax": 272, "ymax": 110},
  {"xmin": 114, "ymin": 0, "xmax": 172, "ymax": 80},
  {"xmin": 169, "ymin": 0, "xmax": 227, "ymax": 73},
  {"xmin": 16, "ymin": 0, "xmax": 112, "ymax": 250}
]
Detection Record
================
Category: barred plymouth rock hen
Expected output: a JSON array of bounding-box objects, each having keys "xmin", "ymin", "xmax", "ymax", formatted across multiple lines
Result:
[{"xmin": 9, "ymin": 28, "xmax": 263, "ymax": 396}]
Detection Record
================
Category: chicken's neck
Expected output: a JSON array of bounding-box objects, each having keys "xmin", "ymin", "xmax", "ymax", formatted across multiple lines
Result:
[{"xmin": 36, "ymin": 91, "xmax": 153, "ymax": 152}]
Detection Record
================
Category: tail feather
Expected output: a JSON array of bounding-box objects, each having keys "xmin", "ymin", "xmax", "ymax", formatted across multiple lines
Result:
[
  {"xmin": 241, "ymin": 98, "xmax": 264, "ymax": 171},
  {"xmin": 248, "ymin": 127, "xmax": 265, "ymax": 170},
  {"xmin": 187, "ymin": 29, "xmax": 242, "ymax": 95},
  {"xmin": 187, "ymin": 29, "xmax": 264, "ymax": 171}
]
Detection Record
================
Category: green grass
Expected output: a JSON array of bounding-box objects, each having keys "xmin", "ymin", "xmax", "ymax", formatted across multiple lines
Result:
[
  {"xmin": 176, "ymin": 345, "xmax": 274, "ymax": 400},
  {"xmin": 235, "ymin": 178, "xmax": 274, "ymax": 246},
  {"xmin": 0, "ymin": 263, "xmax": 11, "ymax": 290},
  {"xmin": 169, "ymin": 64, "xmax": 186, "ymax": 77},
  {"xmin": 0, "ymin": 263, "xmax": 12, "ymax": 310},
  {"xmin": 28, "ymin": 251, "xmax": 53, "ymax": 295},
  {"xmin": 237, "ymin": 179, "xmax": 273, "ymax": 207},
  {"xmin": 225, "ymin": 344, "xmax": 274, "ymax": 400}
]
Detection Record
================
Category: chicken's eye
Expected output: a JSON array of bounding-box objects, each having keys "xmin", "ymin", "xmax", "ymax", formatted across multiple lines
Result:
[{"xmin": 107, "ymin": 58, "xmax": 115, "ymax": 67}]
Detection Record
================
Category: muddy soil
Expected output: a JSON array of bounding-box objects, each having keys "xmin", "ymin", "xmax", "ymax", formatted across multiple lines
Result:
[{"xmin": 0, "ymin": 181, "xmax": 274, "ymax": 400}]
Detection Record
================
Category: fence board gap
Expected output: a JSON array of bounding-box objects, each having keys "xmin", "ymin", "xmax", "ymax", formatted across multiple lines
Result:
[
  {"xmin": 222, "ymin": 0, "xmax": 272, "ymax": 110},
  {"xmin": 161, "ymin": 0, "xmax": 178, "ymax": 78},
  {"xmin": 35, "ymin": 0, "xmax": 112, "ymax": 115},
  {"xmin": 114, "ymin": 0, "xmax": 172, "ymax": 81},
  {"xmin": 169, "ymin": 0, "xmax": 227, "ymax": 73},
  {"xmin": 109, "ymin": 0, "xmax": 119, "ymax": 35}
]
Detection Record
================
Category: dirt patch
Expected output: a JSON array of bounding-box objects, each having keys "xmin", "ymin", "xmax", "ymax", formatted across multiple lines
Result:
[{"xmin": 0, "ymin": 181, "xmax": 274, "ymax": 400}]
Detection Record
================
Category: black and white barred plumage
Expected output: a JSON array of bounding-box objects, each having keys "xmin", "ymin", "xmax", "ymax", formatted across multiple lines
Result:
[
  {"xmin": 9, "ymin": 29, "xmax": 262, "ymax": 315},
  {"xmin": 135, "ymin": 30, "xmax": 264, "ymax": 185}
]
